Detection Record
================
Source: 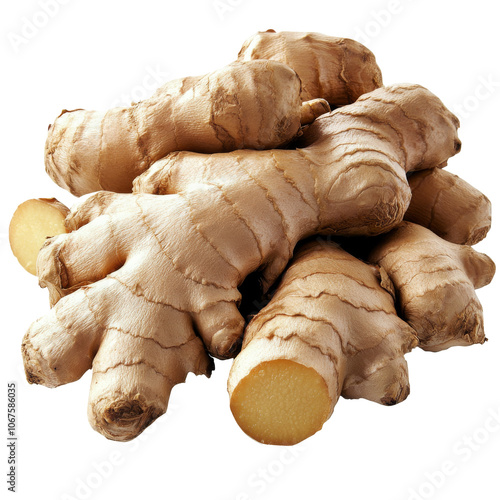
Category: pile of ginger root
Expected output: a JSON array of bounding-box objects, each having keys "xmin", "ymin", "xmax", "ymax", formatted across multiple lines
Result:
[{"xmin": 9, "ymin": 30, "xmax": 495, "ymax": 445}]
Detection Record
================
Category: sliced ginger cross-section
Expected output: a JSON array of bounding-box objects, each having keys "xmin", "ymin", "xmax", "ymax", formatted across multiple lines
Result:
[
  {"xmin": 230, "ymin": 357, "xmax": 332, "ymax": 446},
  {"xmin": 9, "ymin": 198, "xmax": 69, "ymax": 275}
]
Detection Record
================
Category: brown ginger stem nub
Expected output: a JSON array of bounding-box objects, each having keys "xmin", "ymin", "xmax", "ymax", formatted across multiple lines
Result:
[{"xmin": 300, "ymin": 98, "xmax": 331, "ymax": 125}]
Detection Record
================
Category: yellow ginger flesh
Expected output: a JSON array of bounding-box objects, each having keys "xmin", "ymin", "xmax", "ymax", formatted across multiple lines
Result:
[
  {"xmin": 230, "ymin": 359, "xmax": 331, "ymax": 445},
  {"xmin": 9, "ymin": 198, "xmax": 69, "ymax": 275}
]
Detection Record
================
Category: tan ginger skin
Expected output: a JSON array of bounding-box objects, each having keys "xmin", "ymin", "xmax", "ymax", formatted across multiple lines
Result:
[
  {"xmin": 405, "ymin": 168, "xmax": 492, "ymax": 245},
  {"xmin": 135, "ymin": 84, "xmax": 460, "ymax": 290},
  {"xmin": 238, "ymin": 30, "xmax": 383, "ymax": 106},
  {"xmin": 22, "ymin": 84, "xmax": 460, "ymax": 441},
  {"xmin": 44, "ymin": 29, "xmax": 385, "ymax": 199},
  {"xmin": 228, "ymin": 241, "xmax": 418, "ymax": 446},
  {"xmin": 45, "ymin": 60, "xmax": 309, "ymax": 196},
  {"xmin": 367, "ymin": 222, "xmax": 495, "ymax": 351}
]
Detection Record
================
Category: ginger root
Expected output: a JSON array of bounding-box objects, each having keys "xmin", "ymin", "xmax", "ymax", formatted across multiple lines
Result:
[
  {"xmin": 367, "ymin": 222, "xmax": 495, "ymax": 351},
  {"xmin": 18, "ymin": 29, "xmax": 497, "ymax": 446},
  {"xmin": 23, "ymin": 192, "xmax": 220, "ymax": 441},
  {"xmin": 238, "ymin": 30, "xmax": 383, "ymax": 106},
  {"xmin": 23, "ymin": 83, "xmax": 461, "ymax": 441},
  {"xmin": 45, "ymin": 60, "xmax": 306, "ymax": 196},
  {"xmin": 135, "ymin": 82, "xmax": 461, "ymax": 243},
  {"xmin": 228, "ymin": 241, "xmax": 417, "ymax": 445},
  {"xmin": 9, "ymin": 198, "xmax": 69, "ymax": 275},
  {"xmin": 46, "ymin": 30, "xmax": 382, "ymax": 198},
  {"xmin": 135, "ymin": 84, "xmax": 460, "ymax": 291}
]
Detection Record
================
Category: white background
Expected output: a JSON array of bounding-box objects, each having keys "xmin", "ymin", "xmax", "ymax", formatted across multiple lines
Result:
[{"xmin": 2, "ymin": 1, "xmax": 499, "ymax": 499}]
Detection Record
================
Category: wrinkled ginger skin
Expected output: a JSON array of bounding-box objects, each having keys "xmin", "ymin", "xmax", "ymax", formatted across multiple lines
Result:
[
  {"xmin": 22, "ymin": 192, "xmax": 222, "ymax": 442},
  {"xmin": 238, "ymin": 30, "xmax": 383, "ymax": 106},
  {"xmin": 405, "ymin": 168, "xmax": 492, "ymax": 245},
  {"xmin": 228, "ymin": 241, "xmax": 417, "ymax": 446},
  {"xmin": 298, "ymin": 84, "xmax": 461, "ymax": 173},
  {"xmin": 368, "ymin": 222, "xmax": 496, "ymax": 351},
  {"xmin": 136, "ymin": 84, "xmax": 461, "ymax": 289},
  {"xmin": 45, "ymin": 60, "xmax": 303, "ymax": 196}
]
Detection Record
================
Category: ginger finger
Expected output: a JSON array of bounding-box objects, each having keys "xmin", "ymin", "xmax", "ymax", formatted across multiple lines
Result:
[
  {"xmin": 367, "ymin": 222, "xmax": 495, "ymax": 351},
  {"xmin": 228, "ymin": 241, "xmax": 417, "ymax": 445},
  {"xmin": 37, "ymin": 214, "xmax": 127, "ymax": 306},
  {"xmin": 87, "ymin": 302, "xmax": 211, "ymax": 442},
  {"xmin": 24, "ymin": 274, "xmax": 212, "ymax": 441},
  {"xmin": 405, "ymin": 168, "xmax": 492, "ymax": 245},
  {"xmin": 9, "ymin": 198, "xmax": 69, "ymax": 275},
  {"xmin": 296, "ymin": 84, "xmax": 461, "ymax": 173},
  {"xmin": 238, "ymin": 30, "xmax": 383, "ymax": 106},
  {"xmin": 45, "ymin": 60, "xmax": 304, "ymax": 196}
]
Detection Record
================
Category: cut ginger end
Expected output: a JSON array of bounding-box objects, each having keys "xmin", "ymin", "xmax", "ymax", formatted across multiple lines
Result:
[
  {"xmin": 229, "ymin": 360, "xmax": 331, "ymax": 446},
  {"xmin": 9, "ymin": 198, "xmax": 69, "ymax": 276}
]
